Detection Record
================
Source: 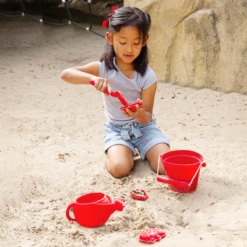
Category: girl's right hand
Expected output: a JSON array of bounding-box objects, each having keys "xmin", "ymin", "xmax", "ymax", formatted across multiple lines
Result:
[{"xmin": 91, "ymin": 77, "xmax": 111, "ymax": 94}]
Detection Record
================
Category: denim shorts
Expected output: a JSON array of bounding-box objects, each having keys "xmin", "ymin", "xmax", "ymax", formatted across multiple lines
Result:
[{"xmin": 104, "ymin": 118, "xmax": 170, "ymax": 159}]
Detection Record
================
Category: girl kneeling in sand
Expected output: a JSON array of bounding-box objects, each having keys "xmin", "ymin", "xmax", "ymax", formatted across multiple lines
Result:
[{"xmin": 61, "ymin": 6, "xmax": 170, "ymax": 178}]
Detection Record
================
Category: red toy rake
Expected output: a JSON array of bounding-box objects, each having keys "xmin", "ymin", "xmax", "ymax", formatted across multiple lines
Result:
[{"xmin": 90, "ymin": 80, "xmax": 142, "ymax": 112}]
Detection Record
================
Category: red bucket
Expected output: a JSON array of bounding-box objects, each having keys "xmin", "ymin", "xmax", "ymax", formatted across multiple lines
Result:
[{"xmin": 156, "ymin": 150, "xmax": 206, "ymax": 193}]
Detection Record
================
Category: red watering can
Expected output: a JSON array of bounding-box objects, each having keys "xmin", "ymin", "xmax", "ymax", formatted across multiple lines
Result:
[{"xmin": 66, "ymin": 192, "xmax": 124, "ymax": 228}]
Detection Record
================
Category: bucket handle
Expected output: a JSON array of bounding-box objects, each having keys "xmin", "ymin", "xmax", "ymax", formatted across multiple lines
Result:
[
  {"xmin": 156, "ymin": 154, "xmax": 206, "ymax": 188},
  {"xmin": 188, "ymin": 161, "xmax": 206, "ymax": 186}
]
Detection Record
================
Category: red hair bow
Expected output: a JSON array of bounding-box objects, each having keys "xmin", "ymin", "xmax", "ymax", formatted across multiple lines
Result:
[{"xmin": 102, "ymin": 6, "xmax": 117, "ymax": 28}]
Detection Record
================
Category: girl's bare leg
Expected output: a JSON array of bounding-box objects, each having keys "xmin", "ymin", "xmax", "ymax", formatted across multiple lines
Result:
[
  {"xmin": 105, "ymin": 145, "xmax": 134, "ymax": 178},
  {"xmin": 145, "ymin": 143, "xmax": 170, "ymax": 174}
]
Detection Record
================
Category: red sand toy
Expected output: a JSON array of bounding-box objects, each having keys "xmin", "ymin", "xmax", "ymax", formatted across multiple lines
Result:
[
  {"xmin": 139, "ymin": 228, "xmax": 166, "ymax": 244},
  {"xmin": 156, "ymin": 150, "xmax": 206, "ymax": 193},
  {"xmin": 66, "ymin": 192, "xmax": 124, "ymax": 228},
  {"xmin": 130, "ymin": 189, "xmax": 149, "ymax": 201},
  {"xmin": 90, "ymin": 80, "xmax": 142, "ymax": 112}
]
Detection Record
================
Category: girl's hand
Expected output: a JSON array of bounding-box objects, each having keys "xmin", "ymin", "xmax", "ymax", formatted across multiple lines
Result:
[
  {"xmin": 91, "ymin": 77, "xmax": 111, "ymax": 94},
  {"xmin": 121, "ymin": 99, "xmax": 144, "ymax": 118}
]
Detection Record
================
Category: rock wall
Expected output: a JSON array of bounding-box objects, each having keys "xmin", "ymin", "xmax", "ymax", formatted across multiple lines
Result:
[
  {"xmin": 124, "ymin": 0, "xmax": 247, "ymax": 94},
  {"xmin": 0, "ymin": 0, "xmax": 123, "ymax": 16}
]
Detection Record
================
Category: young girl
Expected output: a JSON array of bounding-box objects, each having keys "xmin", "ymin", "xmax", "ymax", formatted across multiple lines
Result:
[{"xmin": 61, "ymin": 6, "xmax": 170, "ymax": 178}]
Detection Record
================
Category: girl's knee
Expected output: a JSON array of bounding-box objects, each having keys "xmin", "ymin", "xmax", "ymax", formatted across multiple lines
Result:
[
  {"xmin": 146, "ymin": 143, "xmax": 170, "ymax": 174},
  {"xmin": 105, "ymin": 159, "xmax": 133, "ymax": 178},
  {"xmin": 105, "ymin": 145, "xmax": 134, "ymax": 178}
]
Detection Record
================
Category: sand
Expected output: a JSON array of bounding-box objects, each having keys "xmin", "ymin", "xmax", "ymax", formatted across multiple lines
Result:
[{"xmin": 0, "ymin": 17, "xmax": 247, "ymax": 247}]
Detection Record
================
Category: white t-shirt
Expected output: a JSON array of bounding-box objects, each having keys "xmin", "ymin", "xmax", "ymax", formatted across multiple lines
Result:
[{"xmin": 98, "ymin": 58, "xmax": 157, "ymax": 125}]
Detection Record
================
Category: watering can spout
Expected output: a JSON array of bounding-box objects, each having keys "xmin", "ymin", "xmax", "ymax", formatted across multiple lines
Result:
[
  {"xmin": 98, "ymin": 198, "xmax": 124, "ymax": 223},
  {"xmin": 106, "ymin": 199, "xmax": 124, "ymax": 214},
  {"xmin": 115, "ymin": 199, "xmax": 125, "ymax": 211}
]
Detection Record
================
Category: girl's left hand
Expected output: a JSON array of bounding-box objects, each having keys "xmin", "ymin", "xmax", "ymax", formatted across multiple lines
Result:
[{"xmin": 121, "ymin": 99, "xmax": 144, "ymax": 118}]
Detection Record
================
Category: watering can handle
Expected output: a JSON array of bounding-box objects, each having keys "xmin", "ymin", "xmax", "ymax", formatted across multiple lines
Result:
[
  {"xmin": 156, "ymin": 176, "xmax": 189, "ymax": 187},
  {"xmin": 66, "ymin": 203, "xmax": 76, "ymax": 221}
]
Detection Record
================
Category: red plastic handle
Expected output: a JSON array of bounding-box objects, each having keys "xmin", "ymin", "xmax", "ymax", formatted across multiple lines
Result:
[
  {"xmin": 90, "ymin": 80, "xmax": 129, "ymax": 106},
  {"xmin": 90, "ymin": 80, "xmax": 110, "ymax": 94},
  {"xmin": 66, "ymin": 203, "xmax": 76, "ymax": 221},
  {"xmin": 156, "ymin": 176, "xmax": 189, "ymax": 188}
]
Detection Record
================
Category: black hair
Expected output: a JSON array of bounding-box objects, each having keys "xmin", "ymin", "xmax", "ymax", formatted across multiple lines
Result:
[{"xmin": 100, "ymin": 7, "xmax": 151, "ymax": 76}]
